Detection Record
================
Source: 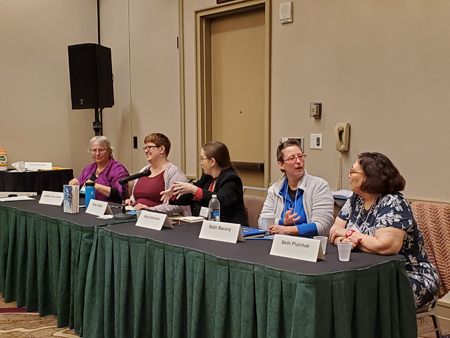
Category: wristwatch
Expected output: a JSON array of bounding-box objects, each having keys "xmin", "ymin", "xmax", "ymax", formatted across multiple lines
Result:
[{"xmin": 345, "ymin": 230, "xmax": 355, "ymax": 238}]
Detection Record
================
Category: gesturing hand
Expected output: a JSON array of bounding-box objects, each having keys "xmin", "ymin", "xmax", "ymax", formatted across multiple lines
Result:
[
  {"xmin": 160, "ymin": 188, "xmax": 174, "ymax": 205},
  {"xmin": 283, "ymin": 208, "xmax": 300, "ymax": 226}
]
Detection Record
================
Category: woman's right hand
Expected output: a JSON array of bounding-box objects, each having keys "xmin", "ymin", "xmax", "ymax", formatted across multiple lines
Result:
[
  {"xmin": 329, "ymin": 217, "xmax": 348, "ymax": 244},
  {"xmin": 69, "ymin": 178, "xmax": 79, "ymax": 185},
  {"xmin": 160, "ymin": 188, "xmax": 174, "ymax": 205},
  {"xmin": 124, "ymin": 199, "xmax": 133, "ymax": 206}
]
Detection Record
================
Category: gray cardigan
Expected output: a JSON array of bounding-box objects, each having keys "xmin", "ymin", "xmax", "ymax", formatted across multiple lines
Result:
[
  {"xmin": 258, "ymin": 171, "xmax": 334, "ymax": 236},
  {"xmin": 130, "ymin": 162, "xmax": 191, "ymax": 216}
]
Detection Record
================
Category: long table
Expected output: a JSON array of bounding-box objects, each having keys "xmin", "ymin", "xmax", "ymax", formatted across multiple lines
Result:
[
  {"xmin": 0, "ymin": 199, "xmax": 128, "ymax": 335},
  {"xmin": 83, "ymin": 222, "xmax": 417, "ymax": 338},
  {"xmin": 0, "ymin": 169, "xmax": 74, "ymax": 194}
]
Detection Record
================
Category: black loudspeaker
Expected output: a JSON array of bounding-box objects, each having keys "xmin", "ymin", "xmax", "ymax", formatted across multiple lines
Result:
[{"xmin": 68, "ymin": 43, "xmax": 114, "ymax": 109}]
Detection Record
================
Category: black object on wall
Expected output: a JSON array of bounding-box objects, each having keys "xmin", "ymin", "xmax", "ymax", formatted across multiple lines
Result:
[{"xmin": 68, "ymin": 43, "xmax": 114, "ymax": 110}]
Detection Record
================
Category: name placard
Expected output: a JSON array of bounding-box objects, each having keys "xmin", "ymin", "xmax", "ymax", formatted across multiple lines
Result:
[
  {"xmin": 85, "ymin": 199, "xmax": 112, "ymax": 216},
  {"xmin": 270, "ymin": 234, "xmax": 325, "ymax": 262},
  {"xmin": 199, "ymin": 206, "xmax": 209, "ymax": 218},
  {"xmin": 25, "ymin": 162, "xmax": 52, "ymax": 171},
  {"xmin": 199, "ymin": 221, "xmax": 244, "ymax": 243},
  {"xmin": 39, "ymin": 191, "xmax": 64, "ymax": 206},
  {"xmin": 135, "ymin": 211, "xmax": 173, "ymax": 230}
]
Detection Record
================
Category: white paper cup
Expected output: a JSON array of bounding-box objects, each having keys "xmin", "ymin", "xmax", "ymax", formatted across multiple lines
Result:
[
  {"xmin": 313, "ymin": 236, "xmax": 328, "ymax": 255},
  {"xmin": 337, "ymin": 242, "xmax": 352, "ymax": 262},
  {"xmin": 259, "ymin": 213, "xmax": 275, "ymax": 231}
]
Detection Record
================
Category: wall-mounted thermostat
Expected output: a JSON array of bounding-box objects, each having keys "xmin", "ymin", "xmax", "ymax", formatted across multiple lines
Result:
[
  {"xmin": 310, "ymin": 102, "xmax": 322, "ymax": 119},
  {"xmin": 279, "ymin": 2, "xmax": 293, "ymax": 24}
]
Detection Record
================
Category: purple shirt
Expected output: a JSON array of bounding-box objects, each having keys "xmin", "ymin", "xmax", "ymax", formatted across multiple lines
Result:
[{"xmin": 77, "ymin": 158, "xmax": 129, "ymax": 202}]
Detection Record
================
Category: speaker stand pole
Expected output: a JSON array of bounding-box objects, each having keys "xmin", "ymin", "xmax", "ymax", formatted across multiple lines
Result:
[{"xmin": 93, "ymin": 108, "xmax": 103, "ymax": 136}]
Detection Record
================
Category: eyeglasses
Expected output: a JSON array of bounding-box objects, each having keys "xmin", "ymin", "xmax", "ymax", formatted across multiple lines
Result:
[
  {"xmin": 199, "ymin": 157, "xmax": 210, "ymax": 163},
  {"xmin": 90, "ymin": 148, "xmax": 107, "ymax": 154},
  {"xmin": 283, "ymin": 154, "xmax": 307, "ymax": 163},
  {"xmin": 143, "ymin": 145, "xmax": 159, "ymax": 152},
  {"xmin": 349, "ymin": 169, "xmax": 364, "ymax": 175}
]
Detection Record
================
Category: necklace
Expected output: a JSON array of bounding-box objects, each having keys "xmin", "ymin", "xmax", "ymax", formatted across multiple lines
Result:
[{"xmin": 354, "ymin": 195, "xmax": 380, "ymax": 227}]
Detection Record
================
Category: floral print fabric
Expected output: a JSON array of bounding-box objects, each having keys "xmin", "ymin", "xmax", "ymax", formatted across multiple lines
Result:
[{"xmin": 338, "ymin": 192, "xmax": 440, "ymax": 308}]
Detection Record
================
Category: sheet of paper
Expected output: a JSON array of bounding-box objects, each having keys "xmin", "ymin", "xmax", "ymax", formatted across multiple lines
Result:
[{"xmin": 0, "ymin": 196, "xmax": 35, "ymax": 202}]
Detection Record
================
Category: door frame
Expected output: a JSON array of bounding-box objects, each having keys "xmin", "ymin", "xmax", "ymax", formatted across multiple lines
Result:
[{"xmin": 195, "ymin": 0, "xmax": 271, "ymax": 188}]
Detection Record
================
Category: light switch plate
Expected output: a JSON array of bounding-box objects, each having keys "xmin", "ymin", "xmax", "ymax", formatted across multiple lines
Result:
[{"xmin": 310, "ymin": 134, "xmax": 323, "ymax": 150}]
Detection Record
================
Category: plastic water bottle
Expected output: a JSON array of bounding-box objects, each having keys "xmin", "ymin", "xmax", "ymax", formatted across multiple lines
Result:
[
  {"xmin": 85, "ymin": 181, "xmax": 95, "ymax": 209},
  {"xmin": 208, "ymin": 195, "xmax": 220, "ymax": 221}
]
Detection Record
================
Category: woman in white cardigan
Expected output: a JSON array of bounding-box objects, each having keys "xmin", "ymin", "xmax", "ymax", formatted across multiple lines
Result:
[
  {"xmin": 125, "ymin": 133, "xmax": 190, "ymax": 216},
  {"xmin": 258, "ymin": 139, "xmax": 334, "ymax": 237}
]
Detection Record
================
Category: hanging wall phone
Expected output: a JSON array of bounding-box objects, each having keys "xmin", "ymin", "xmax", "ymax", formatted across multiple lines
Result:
[
  {"xmin": 334, "ymin": 123, "xmax": 350, "ymax": 152},
  {"xmin": 334, "ymin": 123, "xmax": 350, "ymax": 190}
]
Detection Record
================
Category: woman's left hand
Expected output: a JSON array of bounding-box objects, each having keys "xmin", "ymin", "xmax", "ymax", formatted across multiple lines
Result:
[
  {"xmin": 133, "ymin": 203, "xmax": 151, "ymax": 210},
  {"xmin": 283, "ymin": 208, "xmax": 300, "ymax": 226},
  {"xmin": 172, "ymin": 182, "xmax": 197, "ymax": 199}
]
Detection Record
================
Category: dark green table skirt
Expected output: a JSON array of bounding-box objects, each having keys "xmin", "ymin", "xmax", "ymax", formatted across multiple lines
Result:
[
  {"xmin": 83, "ymin": 224, "xmax": 417, "ymax": 338},
  {"xmin": 0, "ymin": 200, "xmax": 129, "ymax": 336}
]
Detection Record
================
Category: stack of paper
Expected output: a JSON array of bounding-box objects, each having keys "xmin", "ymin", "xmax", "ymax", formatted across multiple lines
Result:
[{"xmin": 63, "ymin": 185, "xmax": 79, "ymax": 214}]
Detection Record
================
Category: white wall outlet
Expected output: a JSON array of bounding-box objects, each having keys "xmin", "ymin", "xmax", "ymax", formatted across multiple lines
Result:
[
  {"xmin": 310, "ymin": 134, "xmax": 323, "ymax": 150},
  {"xmin": 280, "ymin": 137, "xmax": 305, "ymax": 152}
]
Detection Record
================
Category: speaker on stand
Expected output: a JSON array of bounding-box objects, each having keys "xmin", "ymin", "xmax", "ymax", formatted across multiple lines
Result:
[{"xmin": 68, "ymin": 43, "xmax": 114, "ymax": 135}]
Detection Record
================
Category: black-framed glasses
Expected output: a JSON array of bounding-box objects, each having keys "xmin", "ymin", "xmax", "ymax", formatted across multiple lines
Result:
[
  {"xmin": 199, "ymin": 157, "xmax": 209, "ymax": 163},
  {"xmin": 283, "ymin": 154, "xmax": 306, "ymax": 163},
  {"xmin": 143, "ymin": 145, "xmax": 160, "ymax": 152}
]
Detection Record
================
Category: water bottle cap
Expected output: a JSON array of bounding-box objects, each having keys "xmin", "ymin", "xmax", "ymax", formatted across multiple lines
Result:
[
  {"xmin": 86, "ymin": 181, "xmax": 95, "ymax": 187},
  {"xmin": 212, "ymin": 194, "xmax": 217, "ymax": 198}
]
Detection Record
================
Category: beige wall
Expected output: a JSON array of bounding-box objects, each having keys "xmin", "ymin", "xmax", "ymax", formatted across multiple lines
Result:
[
  {"xmin": 268, "ymin": 0, "xmax": 450, "ymax": 202},
  {"xmin": 0, "ymin": 1, "xmax": 98, "ymax": 176},
  {"xmin": 1, "ymin": 0, "xmax": 450, "ymax": 203},
  {"xmin": 183, "ymin": 0, "xmax": 450, "ymax": 202},
  {"xmin": 99, "ymin": 0, "xmax": 182, "ymax": 173}
]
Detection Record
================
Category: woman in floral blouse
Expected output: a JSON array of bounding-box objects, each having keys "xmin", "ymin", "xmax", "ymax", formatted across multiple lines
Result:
[{"xmin": 329, "ymin": 152, "xmax": 439, "ymax": 308}]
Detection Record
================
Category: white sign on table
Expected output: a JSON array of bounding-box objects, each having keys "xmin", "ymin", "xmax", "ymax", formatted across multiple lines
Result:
[
  {"xmin": 24, "ymin": 162, "xmax": 52, "ymax": 171},
  {"xmin": 199, "ymin": 221, "xmax": 244, "ymax": 243},
  {"xmin": 39, "ymin": 191, "xmax": 64, "ymax": 206},
  {"xmin": 85, "ymin": 199, "xmax": 112, "ymax": 216},
  {"xmin": 270, "ymin": 234, "xmax": 325, "ymax": 262},
  {"xmin": 199, "ymin": 206, "xmax": 209, "ymax": 218},
  {"xmin": 136, "ymin": 210, "xmax": 173, "ymax": 230}
]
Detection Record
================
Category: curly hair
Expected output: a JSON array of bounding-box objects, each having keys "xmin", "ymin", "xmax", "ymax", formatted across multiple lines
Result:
[{"xmin": 358, "ymin": 152, "xmax": 405, "ymax": 194}]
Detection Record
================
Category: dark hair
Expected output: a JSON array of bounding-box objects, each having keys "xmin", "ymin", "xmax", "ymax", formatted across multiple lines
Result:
[
  {"xmin": 202, "ymin": 141, "xmax": 234, "ymax": 171},
  {"xmin": 358, "ymin": 152, "xmax": 405, "ymax": 194},
  {"xmin": 276, "ymin": 139, "xmax": 303, "ymax": 172},
  {"xmin": 144, "ymin": 133, "xmax": 171, "ymax": 156}
]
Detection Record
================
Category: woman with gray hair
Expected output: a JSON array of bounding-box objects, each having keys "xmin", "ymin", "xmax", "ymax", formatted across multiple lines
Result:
[{"xmin": 69, "ymin": 136, "xmax": 129, "ymax": 203}]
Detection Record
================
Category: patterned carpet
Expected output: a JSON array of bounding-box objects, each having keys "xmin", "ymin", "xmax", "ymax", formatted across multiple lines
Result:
[
  {"xmin": 0, "ymin": 294, "xmax": 78, "ymax": 337},
  {"xmin": 1, "ymin": 292, "xmax": 449, "ymax": 337}
]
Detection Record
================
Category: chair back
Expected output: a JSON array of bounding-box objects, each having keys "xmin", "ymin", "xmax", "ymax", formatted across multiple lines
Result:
[
  {"xmin": 244, "ymin": 195, "xmax": 266, "ymax": 228},
  {"xmin": 411, "ymin": 201, "xmax": 450, "ymax": 297}
]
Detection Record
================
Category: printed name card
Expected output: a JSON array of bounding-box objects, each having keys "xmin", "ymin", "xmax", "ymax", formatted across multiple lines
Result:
[
  {"xmin": 86, "ymin": 199, "xmax": 112, "ymax": 216},
  {"xmin": 199, "ymin": 221, "xmax": 244, "ymax": 243},
  {"xmin": 270, "ymin": 234, "xmax": 325, "ymax": 262},
  {"xmin": 39, "ymin": 191, "xmax": 64, "ymax": 206},
  {"xmin": 136, "ymin": 211, "xmax": 173, "ymax": 230},
  {"xmin": 25, "ymin": 162, "xmax": 53, "ymax": 171}
]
